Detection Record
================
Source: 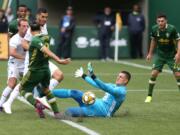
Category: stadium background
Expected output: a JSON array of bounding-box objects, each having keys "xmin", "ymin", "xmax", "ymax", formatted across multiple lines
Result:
[{"xmin": 0, "ymin": 0, "xmax": 180, "ymax": 59}]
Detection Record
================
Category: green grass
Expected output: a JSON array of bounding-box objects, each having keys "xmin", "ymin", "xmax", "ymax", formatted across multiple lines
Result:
[{"xmin": 0, "ymin": 59, "xmax": 180, "ymax": 135}]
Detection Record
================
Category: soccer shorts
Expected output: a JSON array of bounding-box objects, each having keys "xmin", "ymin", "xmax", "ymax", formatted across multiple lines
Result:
[
  {"xmin": 152, "ymin": 55, "xmax": 180, "ymax": 72},
  {"xmin": 66, "ymin": 99, "xmax": 107, "ymax": 117},
  {"xmin": 20, "ymin": 69, "xmax": 50, "ymax": 92},
  {"xmin": 49, "ymin": 61, "xmax": 59, "ymax": 76},
  {"xmin": 8, "ymin": 62, "xmax": 24, "ymax": 80}
]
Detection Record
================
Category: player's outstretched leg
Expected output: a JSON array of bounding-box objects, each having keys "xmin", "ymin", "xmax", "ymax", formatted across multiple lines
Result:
[
  {"xmin": 2, "ymin": 84, "xmax": 20, "ymax": 114},
  {"xmin": 21, "ymin": 90, "xmax": 46, "ymax": 118},
  {"xmin": 52, "ymin": 89, "xmax": 84, "ymax": 106}
]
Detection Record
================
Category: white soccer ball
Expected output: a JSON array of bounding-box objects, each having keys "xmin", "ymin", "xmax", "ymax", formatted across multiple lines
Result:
[{"xmin": 82, "ymin": 91, "xmax": 96, "ymax": 105}]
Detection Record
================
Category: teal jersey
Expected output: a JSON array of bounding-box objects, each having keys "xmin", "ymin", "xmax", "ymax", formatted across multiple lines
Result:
[
  {"xmin": 151, "ymin": 24, "xmax": 180, "ymax": 57},
  {"xmin": 28, "ymin": 34, "xmax": 50, "ymax": 71}
]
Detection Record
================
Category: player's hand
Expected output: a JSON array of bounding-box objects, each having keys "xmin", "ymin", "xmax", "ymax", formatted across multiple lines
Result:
[
  {"xmin": 146, "ymin": 54, "xmax": 152, "ymax": 61},
  {"xmin": 59, "ymin": 58, "xmax": 71, "ymax": 65},
  {"xmin": 87, "ymin": 62, "xmax": 94, "ymax": 75},
  {"xmin": 74, "ymin": 67, "xmax": 84, "ymax": 78}
]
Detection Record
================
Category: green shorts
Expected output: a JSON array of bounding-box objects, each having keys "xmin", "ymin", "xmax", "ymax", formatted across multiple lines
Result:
[
  {"xmin": 20, "ymin": 69, "xmax": 50, "ymax": 92},
  {"xmin": 152, "ymin": 55, "xmax": 180, "ymax": 72}
]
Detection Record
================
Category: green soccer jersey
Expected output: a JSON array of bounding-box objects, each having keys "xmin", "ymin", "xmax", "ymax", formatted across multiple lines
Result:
[
  {"xmin": 8, "ymin": 19, "xmax": 18, "ymax": 36},
  {"xmin": 28, "ymin": 34, "xmax": 50, "ymax": 71},
  {"xmin": 151, "ymin": 24, "xmax": 180, "ymax": 57}
]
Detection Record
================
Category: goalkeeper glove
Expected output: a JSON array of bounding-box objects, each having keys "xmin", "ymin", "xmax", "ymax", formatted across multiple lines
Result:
[
  {"xmin": 74, "ymin": 67, "xmax": 84, "ymax": 78},
  {"xmin": 87, "ymin": 62, "xmax": 94, "ymax": 75}
]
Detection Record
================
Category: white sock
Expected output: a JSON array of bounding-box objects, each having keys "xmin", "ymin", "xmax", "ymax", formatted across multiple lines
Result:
[
  {"xmin": 49, "ymin": 78, "xmax": 59, "ymax": 91},
  {"xmin": 0, "ymin": 86, "xmax": 12, "ymax": 106},
  {"xmin": 5, "ymin": 84, "xmax": 20, "ymax": 106}
]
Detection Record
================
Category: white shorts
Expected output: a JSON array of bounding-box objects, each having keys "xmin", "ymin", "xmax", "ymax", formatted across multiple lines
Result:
[
  {"xmin": 23, "ymin": 61, "xmax": 58, "ymax": 77},
  {"xmin": 49, "ymin": 61, "xmax": 58, "ymax": 76},
  {"xmin": 8, "ymin": 62, "xmax": 24, "ymax": 80}
]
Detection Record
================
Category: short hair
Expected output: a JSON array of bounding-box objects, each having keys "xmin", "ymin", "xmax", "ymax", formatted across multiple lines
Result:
[
  {"xmin": 18, "ymin": 18, "xmax": 28, "ymax": 26},
  {"xmin": 30, "ymin": 22, "xmax": 40, "ymax": 31},
  {"xmin": 121, "ymin": 71, "xmax": 131, "ymax": 83},
  {"xmin": 37, "ymin": 8, "xmax": 48, "ymax": 14},
  {"xmin": 18, "ymin": 4, "xmax": 27, "ymax": 9},
  {"xmin": 157, "ymin": 13, "xmax": 167, "ymax": 19}
]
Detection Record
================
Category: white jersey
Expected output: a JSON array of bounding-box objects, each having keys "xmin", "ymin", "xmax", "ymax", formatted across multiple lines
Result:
[
  {"xmin": 8, "ymin": 33, "xmax": 26, "ymax": 79},
  {"xmin": 8, "ymin": 33, "xmax": 26, "ymax": 69}
]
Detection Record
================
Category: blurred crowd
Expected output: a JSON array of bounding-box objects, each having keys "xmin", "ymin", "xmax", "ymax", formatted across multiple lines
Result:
[{"xmin": 0, "ymin": 3, "xmax": 145, "ymax": 59}]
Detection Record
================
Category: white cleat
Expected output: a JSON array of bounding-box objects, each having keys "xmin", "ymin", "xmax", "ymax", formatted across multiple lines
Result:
[
  {"xmin": 35, "ymin": 97, "xmax": 51, "ymax": 110},
  {"xmin": 2, "ymin": 102, "xmax": 12, "ymax": 114}
]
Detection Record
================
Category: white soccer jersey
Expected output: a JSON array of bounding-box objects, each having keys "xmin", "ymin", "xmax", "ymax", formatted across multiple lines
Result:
[
  {"xmin": 8, "ymin": 33, "xmax": 26, "ymax": 69},
  {"xmin": 8, "ymin": 33, "xmax": 26, "ymax": 79}
]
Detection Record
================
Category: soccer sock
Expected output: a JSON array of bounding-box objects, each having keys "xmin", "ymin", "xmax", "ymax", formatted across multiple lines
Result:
[
  {"xmin": 46, "ymin": 91, "xmax": 59, "ymax": 113},
  {"xmin": 0, "ymin": 86, "xmax": 12, "ymax": 107},
  {"xmin": 49, "ymin": 78, "xmax": 59, "ymax": 91},
  {"xmin": 22, "ymin": 91, "xmax": 35, "ymax": 106},
  {"xmin": 148, "ymin": 77, "xmax": 156, "ymax": 96},
  {"xmin": 52, "ymin": 89, "xmax": 71, "ymax": 98},
  {"xmin": 176, "ymin": 78, "xmax": 180, "ymax": 90},
  {"xmin": 5, "ymin": 84, "xmax": 20, "ymax": 106}
]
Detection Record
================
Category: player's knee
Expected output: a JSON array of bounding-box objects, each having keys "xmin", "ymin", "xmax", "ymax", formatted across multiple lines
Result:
[
  {"xmin": 8, "ymin": 78, "xmax": 17, "ymax": 89},
  {"xmin": 52, "ymin": 69, "xmax": 64, "ymax": 82},
  {"xmin": 151, "ymin": 70, "xmax": 159, "ymax": 77},
  {"xmin": 174, "ymin": 72, "xmax": 180, "ymax": 78}
]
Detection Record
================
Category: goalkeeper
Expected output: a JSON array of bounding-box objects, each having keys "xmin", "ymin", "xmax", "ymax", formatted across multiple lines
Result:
[{"xmin": 52, "ymin": 62, "xmax": 131, "ymax": 117}]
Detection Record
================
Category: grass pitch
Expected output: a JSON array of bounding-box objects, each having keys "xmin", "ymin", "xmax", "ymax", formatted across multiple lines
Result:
[{"xmin": 0, "ymin": 59, "xmax": 180, "ymax": 135}]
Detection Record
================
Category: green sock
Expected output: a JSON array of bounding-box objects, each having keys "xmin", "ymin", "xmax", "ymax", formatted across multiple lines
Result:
[
  {"xmin": 46, "ymin": 91, "xmax": 59, "ymax": 113},
  {"xmin": 148, "ymin": 77, "xmax": 156, "ymax": 96},
  {"xmin": 22, "ymin": 91, "xmax": 36, "ymax": 106}
]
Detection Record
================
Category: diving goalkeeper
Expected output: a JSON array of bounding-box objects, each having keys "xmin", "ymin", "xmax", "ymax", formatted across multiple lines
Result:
[{"xmin": 52, "ymin": 62, "xmax": 131, "ymax": 117}]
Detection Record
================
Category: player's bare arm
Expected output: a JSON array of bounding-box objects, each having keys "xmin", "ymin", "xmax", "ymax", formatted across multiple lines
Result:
[
  {"xmin": 21, "ymin": 39, "xmax": 30, "ymax": 50},
  {"xmin": 41, "ymin": 46, "xmax": 71, "ymax": 65},
  {"xmin": 146, "ymin": 38, "xmax": 156, "ymax": 61},
  {"xmin": 175, "ymin": 40, "xmax": 180, "ymax": 64},
  {"xmin": 10, "ymin": 47, "xmax": 24, "ymax": 59}
]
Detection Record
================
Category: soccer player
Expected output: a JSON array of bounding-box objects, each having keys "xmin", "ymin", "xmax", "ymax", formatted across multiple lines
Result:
[
  {"xmin": 145, "ymin": 13, "xmax": 180, "ymax": 103},
  {"xmin": 2, "ymin": 8, "xmax": 67, "ymax": 114},
  {"xmin": 0, "ymin": 19, "xmax": 28, "ymax": 112},
  {"xmin": 20, "ymin": 22, "xmax": 70, "ymax": 118},
  {"xmin": 8, "ymin": 4, "xmax": 27, "ymax": 36},
  {"xmin": 52, "ymin": 63, "xmax": 131, "ymax": 117}
]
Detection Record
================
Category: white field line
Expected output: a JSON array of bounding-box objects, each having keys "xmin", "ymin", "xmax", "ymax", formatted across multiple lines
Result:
[
  {"xmin": 17, "ymin": 96, "xmax": 100, "ymax": 135},
  {"xmin": 117, "ymin": 60, "xmax": 172, "ymax": 74}
]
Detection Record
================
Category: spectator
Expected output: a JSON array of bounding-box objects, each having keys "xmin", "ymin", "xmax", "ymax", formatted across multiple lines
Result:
[
  {"xmin": 128, "ymin": 4, "xmax": 145, "ymax": 58},
  {"xmin": 0, "ymin": 9, "xmax": 8, "ymax": 33},
  {"xmin": 57, "ymin": 6, "xmax": 75, "ymax": 58},
  {"xmin": 26, "ymin": 8, "xmax": 35, "ymax": 24},
  {"xmin": 94, "ymin": 6, "xmax": 115, "ymax": 61},
  {"xmin": 5, "ymin": 7, "xmax": 14, "ymax": 23}
]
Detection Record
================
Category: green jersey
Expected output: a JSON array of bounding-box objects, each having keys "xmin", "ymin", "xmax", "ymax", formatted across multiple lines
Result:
[
  {"xmin": 8, "ymin": 19, "xmax": 18, "ymax": 36},
  {"xmin": 151, "ymin": 24, "xmax": 180, "ymax": 57},
  {"xmin": 28, "ymin": 34, "xmax": 50, "ymax": 71}
]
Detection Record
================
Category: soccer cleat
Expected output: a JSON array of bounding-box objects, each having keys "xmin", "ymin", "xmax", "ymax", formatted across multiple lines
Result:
[
  {"xmin": 35, "ymin": 101, "xmax": 46, "ymax": 118},
  {"xmin": 145, "ymin": 96, "xmax": 152, "ymax": 103},
  {"xmin": 2, "ymin": 102, "xmax": 12, "ymax": 114},
  {"xmin": 35, "ymin": 97, "xmax": 51, "ymax": 110}
]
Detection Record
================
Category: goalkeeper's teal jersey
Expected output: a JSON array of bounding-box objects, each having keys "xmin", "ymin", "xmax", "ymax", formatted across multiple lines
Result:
[{"xmin": 84, "ymin": 76, "xmax": 127, "ymax": 117}]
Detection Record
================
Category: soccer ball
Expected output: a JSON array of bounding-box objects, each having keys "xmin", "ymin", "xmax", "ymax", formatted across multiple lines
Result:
[{"xmin": 82, "ymin": 91, "xmax": 96, "ymax": 105}]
